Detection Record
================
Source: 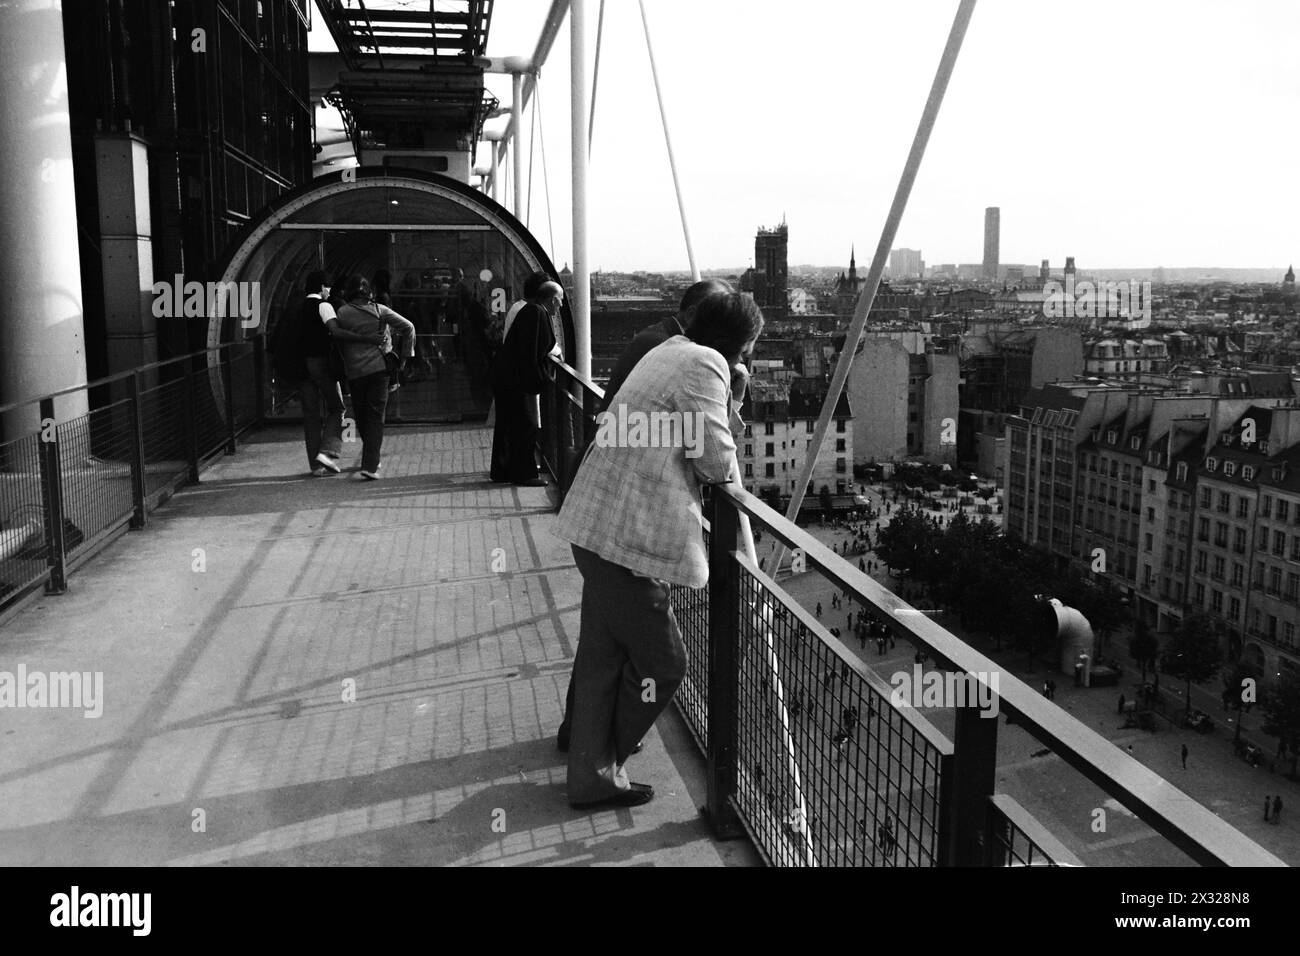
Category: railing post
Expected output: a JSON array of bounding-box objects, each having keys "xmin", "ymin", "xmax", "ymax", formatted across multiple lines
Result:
[
  {"xmin": 126, "ymin": 372, "xmax": 148, "ymax": 529},
  {"xmin": 939, "ymin": 703, "xmax": 1000, "ymax": 865},
  {"xmin": 581, "ymin": 384, "xmax": 597, "ymax": 447},
  {"xmin": 222, "ymin": 346, "xmax": 237, "ymax": 454},
  {"xmin": 556, "ymin": 375, "xmax": 571, "ymax": 494},
  {"xmin": 37, "ymin": 397, "xmax": 67, "ymax": 594},
  {"xmin": 705, "ymin": 487, "xmax": 744, "ymax": 839},
  {"xmin": 180, "ymin": 359, "xmax": 200, "ymax": 483},
  {"xmin": 253, "ymin": 335, "xmax": 267, "ymax": 423}
]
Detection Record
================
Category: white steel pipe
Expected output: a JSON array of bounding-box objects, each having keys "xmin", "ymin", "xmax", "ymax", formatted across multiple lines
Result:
[
  {"xmin": 570, "ymin": 0, "xmax": 591, "ymax": 378},
  {"xmin": 769, "ymin": 0, "xmax": 977, "ymax": 573}
]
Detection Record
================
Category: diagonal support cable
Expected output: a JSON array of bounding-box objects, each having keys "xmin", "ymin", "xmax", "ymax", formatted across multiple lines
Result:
[
  {"xmin": 638, "ymin": 0, "xmax": 699, "ymax": 280},
  {"xmin": 588, "ymin": 0, "xmax": 606, "ymax": 154},
  {"xmin": 767, "ymin": 0, "xmax": 977, "ymax": 574}
]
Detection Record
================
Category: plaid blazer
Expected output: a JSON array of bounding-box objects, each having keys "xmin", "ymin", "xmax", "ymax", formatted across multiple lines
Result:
[{"xmin": 553, "ymin": 335, "xmax": 737, "ymax": 588}]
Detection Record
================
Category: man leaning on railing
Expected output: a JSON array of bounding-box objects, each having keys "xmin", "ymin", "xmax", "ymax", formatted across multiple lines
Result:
[{"xmin": 551, "ymin": 291, "xmax": 763, "ymax": 809}]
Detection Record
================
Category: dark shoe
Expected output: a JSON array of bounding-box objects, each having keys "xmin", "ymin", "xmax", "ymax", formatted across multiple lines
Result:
[{"xmin": 571, "ymin": 782, "xmax": 654, "ymax": 809}]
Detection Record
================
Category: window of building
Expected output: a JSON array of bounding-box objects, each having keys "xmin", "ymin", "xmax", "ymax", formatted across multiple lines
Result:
[
  {"xmin": 1197, "ymin": 517, "xmax": 1209, "ymax": 541},
  {"xmin": 1243, "ymin": 466, "xmax": 1255, "ymax": 481},
  {"xmin": 764, "ymin": 422, "xmax": 774, "ymax": 436},
  {"xmin": 744, "ymin": 463, "xmax": 753, "ymax": 478},
  {"xmin": 1199, "ymin": 487, "xmax": 1211, "ymax": 508},
  {"xmin": 1107, "ymin": 430, "xmax": 1117, "ymax": 444},
  {"xmin": 1176, "ymin": 462, "xmax": 1188, "ymax": 482},
  {"xmin": 1211, "ymin": 589, "xmax": 1223, "ymax": 613},
  {"xmin": 1234, "ymin": 527, "xmax": 1246, "ymax": 553},
  {"xmin": 1229, "ymin": 596, "xmax": 1240, "ymax": 621},
  {"xmin": 765, "ymin": 442, "xmax": 774, "ymax": 457},
  {"xmin": 1144, "ymin": 533, "xmax": 1153, "ymax": 552},
  {"xmin": 1147, "ymin": 507, "xmax": 1155, "ymax": 522},
  {"xmin": 1275, "ymin": 530, "xmax": 1287, "ymax": 556},
  {"xmin": 1270, "ymin": 567, "xmax": 1283, "ymax": 593},
  {"xmin": 1195, "ymin": 550, "xmax": 1208, "ymax": 573},
  {"xmin": 1212, "ymin": 556, "xmax": 1225, "ymax": 580},
  {"xmin": 836, "ymin": 419, "xmax": 846, "ymax": 433},
  {"xmin": 1218, "ymin": 492, "xmax": 1230, "ymax": 513},
  {"xmin": 744, "ymin": 444, "xmax": 752, "ymax": 457},
  {"xmin": 1215, "ymin": 522, "xmax": 1228, "ymax": 547},
  {"xmin": 1286, "ymin": 573, "xmax": 1299, "ymax": 600},
  {"xmin": 836, "ymin": 458, "xmax": 846, "ymax": 474},
  {"xmin": 835, "ymin": 439, "xmax": 845, "ymax": 452},
  {"xmin": 743, "ymin": 425, "xmax": 753, "ymax": 438},
  {"xmin": 1285, "ymin": 621, "xmax": 1297, "ymax": 647},
  {"xmin": 1263, "ymin": 495, "xmax": 1272, "ymax": 518},
  {"xmin": 1232, "ymin": 562, "xmax": 1244, "ymax": 587},
  {"xmin": 1237, "ymin": 498, "xmax": 1249, "ymax": 519},
  {"xmin": 1131, "ymin": 436, "xmax": 1141, "ymax": 450},
  {"xmin": 765, "ymin": 463, "xmax": 774, "ymax": 478},
  {"xmin": 1206, "ymin": 457, "xmax": 1218, "ymax": 471},
  {"xmin": 1194, "ymin": 582, "xmax": 1205, "ymax": 604},
  {"xmin": 1279, "ymin": 500, "xmax": 1291, "ymax": 522},
  {"xmin": 1223, "ymin": 462, "xmax": 1236, "ymax": 478},
  {"xmin": 806, "ymin": 420, "xmax": 815, "ymax": 433}
]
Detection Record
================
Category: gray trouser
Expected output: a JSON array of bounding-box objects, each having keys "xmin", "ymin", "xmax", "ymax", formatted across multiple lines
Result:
[
  {"xmin": 299, "ymin": 356, "xmax": 345, "ymax": 469},
  {"xmin": 566, "ymin": 545, "xmax": 687, "ymax": 804}
]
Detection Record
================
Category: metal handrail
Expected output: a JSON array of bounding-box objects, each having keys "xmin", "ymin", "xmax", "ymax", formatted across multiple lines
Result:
[{"xmin": 0, "ymin": 338, "xmax": 262, "ymax": 416}]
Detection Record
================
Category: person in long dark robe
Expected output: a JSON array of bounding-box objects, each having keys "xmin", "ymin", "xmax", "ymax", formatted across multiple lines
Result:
[{"xmin": 489, "ymin": 280, "xmax": 560, "ymax": 486}]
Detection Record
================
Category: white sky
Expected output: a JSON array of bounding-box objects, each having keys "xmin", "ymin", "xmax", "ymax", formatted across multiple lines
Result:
[{"xmin": 313, "ymin": 1, "xmax": 1300, "ymax": 274}]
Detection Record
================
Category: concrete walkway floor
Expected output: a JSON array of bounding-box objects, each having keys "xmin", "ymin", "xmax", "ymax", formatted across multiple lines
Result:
[{"xmin": 0, "ymin": 424, "xmax": 760, "ymax": 867}]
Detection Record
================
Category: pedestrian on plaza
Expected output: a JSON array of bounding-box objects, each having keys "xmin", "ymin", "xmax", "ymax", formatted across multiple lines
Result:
[
  {"xmin": 1273, "ymin": 795, "xmax": 1283, "ymax": 823},
  {"xmin": 1049, "ymin": 679, "xmax": 1056, "ymax": 700},
  {"xmin": 816, "ymin": 602, "xmax": 822, "ymax": 618},
  {"xmin": 1181, "ymin": 743, "xmax": 1188, "ymax": 769},
  {"xmin": 1265, "ymin": 795, "xmax": 1271, "ymax": 822},
  {"xmin": 1118, "ymin": 693, "xmax": 1126, "ymax": 715}
]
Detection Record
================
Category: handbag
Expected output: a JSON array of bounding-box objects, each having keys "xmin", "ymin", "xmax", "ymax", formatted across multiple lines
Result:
[{"xmin": 369, "ymin": 304, "xmax": 404, "ymax": 383}]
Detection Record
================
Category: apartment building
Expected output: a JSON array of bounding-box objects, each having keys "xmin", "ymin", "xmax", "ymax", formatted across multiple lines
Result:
[{"xmin": 738, "ymin": 379, "xmax": 853, "ymax": 498}]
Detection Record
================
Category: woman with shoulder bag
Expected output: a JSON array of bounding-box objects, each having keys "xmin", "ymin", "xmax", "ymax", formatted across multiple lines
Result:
[{"xmin": 327, "ymin": 275, "xmax": 416, "ymax": 480}]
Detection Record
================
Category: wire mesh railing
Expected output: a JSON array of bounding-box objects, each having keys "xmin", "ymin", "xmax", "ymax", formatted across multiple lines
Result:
[
  {"xmin": 0, "ymin": 339, "xmax": 268, "ymax": 617},
  {"xmin": 538, "ymin": 355, "xmax": 1285, "ymax": 868},
  {"xmin": 987, "ymin": 794, "xmax": 1083, "ymax": 867}
]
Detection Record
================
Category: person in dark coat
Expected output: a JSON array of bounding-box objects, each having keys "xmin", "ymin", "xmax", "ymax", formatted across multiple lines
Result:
[
  {"xmin": 601, "ymin": 279, "xmax": 732, "ymax": 411},
  {"xmin": 489, "ymin": 280, "xmax": 562, "ymax": 485}
]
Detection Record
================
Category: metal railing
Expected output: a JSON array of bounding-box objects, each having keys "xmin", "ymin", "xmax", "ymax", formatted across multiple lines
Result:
[
  {"xmin": 538, "ymin": 355, "xmax": 1286, "ymax": 867},
  {"xmin": 0, "ymin": 339, "xmax": 266, "ymax": 616}
]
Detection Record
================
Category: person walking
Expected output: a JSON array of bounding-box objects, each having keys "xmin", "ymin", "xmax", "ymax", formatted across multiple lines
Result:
[
  {"xmin": 328, "ymin": 275, "xmax": 415, "ymax": 480},
  {"xmin": 1264, "ymin": 795, "xmax": 1271, "ymax": 822},
  {"xmin": 1181, "ymin": 743, "xmax": 1189, "ymax": 769},
  {"xmin": 269, "ymin": 270, "xmax": 378, "ymax": 477},
  {"xmin": 1273, "ymin": 795, "xmax": 1283, "ymax": 824},
  {"xmin": 552, "ymin": 292, "xmax": 762, "ymax": 808},
  {"xmin": 1118, "ymin": 693, "xmax": 1126, "ymax": 715}
]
